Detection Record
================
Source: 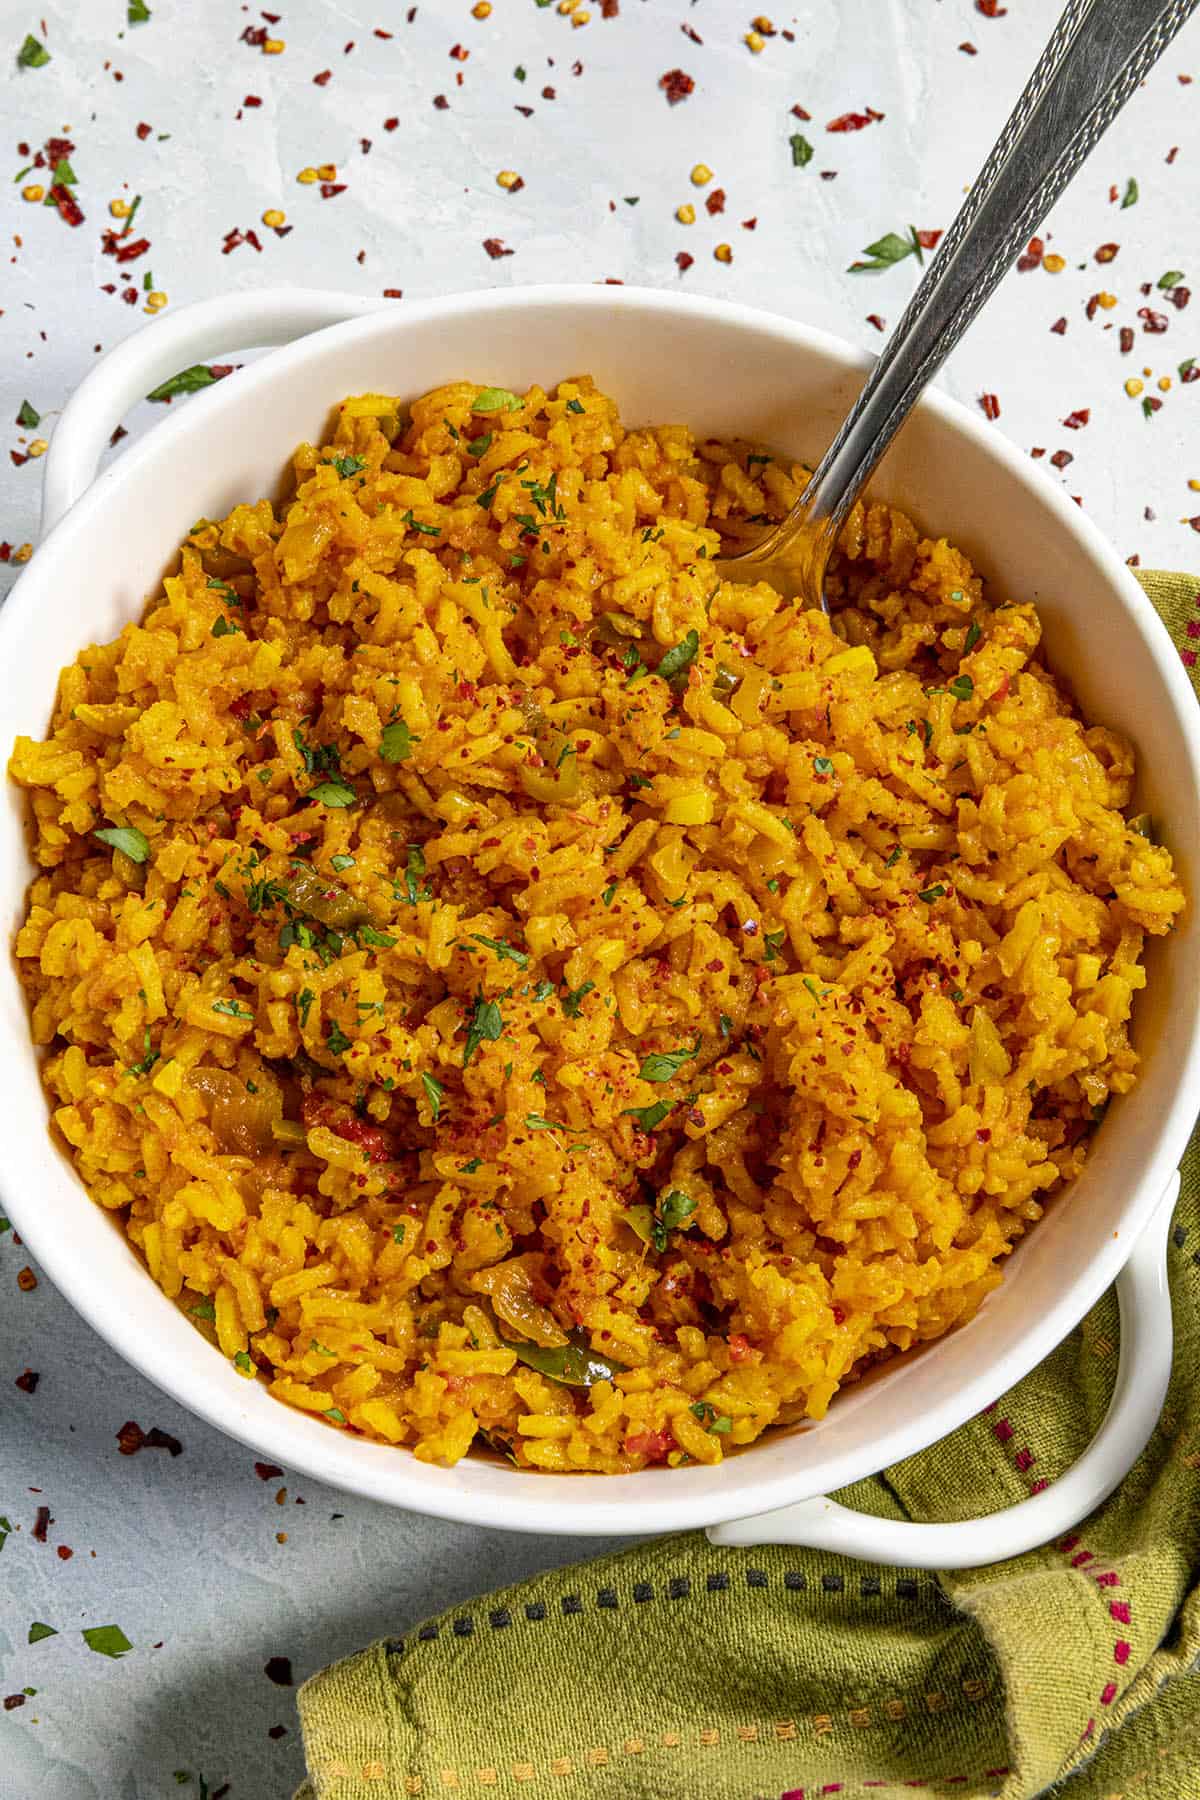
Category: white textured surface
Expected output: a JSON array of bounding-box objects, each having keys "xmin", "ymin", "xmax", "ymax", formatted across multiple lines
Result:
[{"xmin": 0, "ymin": 2, "xmax": 1198, "ymax": 1796}]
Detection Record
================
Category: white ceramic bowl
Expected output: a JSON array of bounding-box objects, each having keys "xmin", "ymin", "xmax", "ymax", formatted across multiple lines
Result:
[{"xmin": 2, "ymin": 286, "xmax": 1196, "ymax": 1566}]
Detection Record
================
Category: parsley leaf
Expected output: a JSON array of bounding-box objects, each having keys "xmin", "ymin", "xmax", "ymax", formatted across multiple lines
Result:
[
  {"xmin": 848, "ymin": 226, "xmax": 922, "ymax": 274},
  {"xmin": 94, "ymin": 824, "xmax": 150, "ymax": 864},
  {"xmin": 146, "ymin": 364, "xmax": 221, "ymax": 401},
  {"xmin": 789, "ymin": 132, "xmax": 813, "ymax": 167},
  {"xmin": 308, "ymin": 779, "xmax": 356, "ymax": 808},
  {"xmin": 326, "ymin": 1022, "xmax": 353, "ymax": 1056},
  {"xmin": 332, "ymin": 454, "xmax": 366, "ymax": 479},
  {"xmin": 296, "ymin": 988, "xmax": 315, "ymax": 1028},
  {"xmin": 472, "ymin": 933, "xmax": 528, "ymax": 968},
  {"xmin": 421, "ymin": 1071, "xmax": 444, "ymax": 1120},
  {"xmin": 918, "ymin": 884, "xmax": 947, "ymax": 903},
  {"xmin": 561, "ymin": 980, "xmax": 594, "ymax": 1019},
  {"xmin": 638, "ymin": 1038, "xmax": 700, "ymax": 1083},
  {"xmin": 658, "ymin": 629, "xmax": 700, "ymax": 684},
  {"xmin": 524, "ymin": 1112, "xmax": 565, "ymax": 1131},
  {"xmin": 472, "ymin": 387, "xmax": 522, "ymax": 413},
  {"xmin": 949, "ymin": 674, "xmax": 974, "ymax": 702},
  {"xmin": 16, "ymin": 399, "xmax": 40, "ymax": 428},
  {"xmin": 17, "ymin": 34, "xmax": 51, "ymax": 67},
  {"xmin": 463, "ymin": 993, "xmax": 503, "ymax": 1067},
  {"xmin": 813, "ymin": 754, "xmax": 834, "ymax": 776},
  {"xmin": 964, "ymin": 620, "xmax": 981, "ymax": 653},
  {"xmin": 81, "ymin": 1625, "xmax": 132, "ymax": 1659},
  {"xmin": 379, "ymin": 718, "xmax": 418, "ymax": 762},
  {"xmin": 1120, "ymin": 177, "xmax": 1138, "ymax": 209},
  {"xmin": 565, "ymin": 397, "xmax": 585, "ymax": 414},
  {"xmin": 128, "ymin": 0, "xmax": 152, "ymax": 20},
  {"xmin": 211, "ymin": 615, "xmax": 241, "ymax": 638}
]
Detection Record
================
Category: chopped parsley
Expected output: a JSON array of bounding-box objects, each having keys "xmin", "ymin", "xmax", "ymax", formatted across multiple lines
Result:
[
  {"xmin": 94, "ymin": 824, "xmax": 150, "ymax": 864},
  {"xmin": 358, "ymin": 924, "xmax": 396, "ymax": 948},
  {"xmin": 396, "ymin": 843, "xmax": 433, "ymax": 905},
  {"xmin": 421, "ymin": 1071, "xmax": 444, "ymax": 1120},
  {"xmin": 472, "ymin": 387, "xmax": 522, "ymax": 413},
  {"xmin": 326, "ymin": 1022, "xmax": 353, "ymax": 1056},
  {"xmin": 128, "ymin": 0, "xmax": 152, "ymax": 20},
  {"xmin": 885, "ymin": 845, "xmax": 903, "ymax": 869},
  {"xmin": 949, "ymin": 674, "xmax": 974, "ymax": 701},
  {"xmin": 763, "ymin": 929, "xmax": 786, "ymax": 962},
  {"xmin": 848, "ymin": 226, "xmax": 924, "ymax": 275},
  {"xmin": 17, "ymin": 33, "xmax": 51, "ymax": 67},
  {"xmin": 401, "ymin": 508, "xmax": 440, "ymax": 536},
  {"xmin": 813, "ymin": 755, "xmax": 834, "ymax": 776},
  {"xmin": 650, "ymin": 1188, "xmax": 697, "ymax": 1252},
  {"xmin": 212, "ymin": 998, "xmax": 254, "ymax": 1020},
  {"xmin": 81, "ymin": 1625, "xmax": 132, "ymax": 1659},
  {"xmin": 658, "ymin": 629, "xmax": 700, "ymax": 684},
  {"xmin": 561, "ymin": 980, "xmax": 595, "ymax": 1019},
  {"xmin": 964, "ymin": 620, "xmax": 981, "ymax": 653},
  {"xmin": 211, "ymin": 615, "xmax": 241, "ymax": 638},
  {"xmin": 392, "ymin": 1223, "xmax": 407, "ymax": 1244},
  {"xmin": 330, "ymin": 854, "xmax": 356, "ymax": 872},
  {"xmin": 524, "ymin": 1113, "xmax": 565, "ymax": 1132},
  {"xmin": 623, "ymin": 1098, "xmax": 674, "ymax": 1134},
  {"xmin": 918, "ymin": 884, "xmax": 947, "ymax": 904},
  {"xmin": 472, "ymin": 934, "xmax": 528, "ymax": 968},
  {"xmin": 233, "ymin": 1350, "xmax": 254, "ymax": 1374},
  {"xmin": 638, "ymin": 1038, "xmax": 700, "ymax": 1083},
  {"xmin": 308, "ymin": 778, "xmax": 356, "ymax": 808},
  {"xmin": 379, "ymin": 717, "xmax": 418, "ymax": 762},
  {"xmin": 565, "ymin": 397, "xmax": 585, "ymax": 414},
  {"xmin": 467, "ymin": 433, "xmax": 493, "ymax": 458},
  {"xmin": 16, "ymin": 399, "xmax": 40, "ymax": 429},
  {"xmin": 128, "ymin": 1029, "xmax": 160, "ymax": 1077},
  {"xmin": 147, "ymin": 364, "xmax": 222, "ymax": 402},
  {"xmin": 601, "ymin": 883, "xmax": 617, "ymax": 907},
  {"xmin": 332, "ymin": 454, "xmax": 366, "ymax": 479},
  {"xmin": 789, "ymin": 132, "xmax": 813, "ymax": 167},
  {"xmin": 463, "ymin": 993, "xmax": 504, "ymax": 1067}
]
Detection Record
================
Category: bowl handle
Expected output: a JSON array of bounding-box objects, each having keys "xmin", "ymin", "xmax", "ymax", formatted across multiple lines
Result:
[
  {"xmin": 707, "ymin": 1171, "xmax": 1179, "ymax": 1569},
  {"xmin": 40, "ymin": 287, "xmax": 385, "ymax": 536}
]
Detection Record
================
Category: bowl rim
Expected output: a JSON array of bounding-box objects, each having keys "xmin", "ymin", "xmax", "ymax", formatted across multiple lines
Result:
[{"xmin": 3, "ymin": 281, "xmax": 1199, "ymax": 1535}]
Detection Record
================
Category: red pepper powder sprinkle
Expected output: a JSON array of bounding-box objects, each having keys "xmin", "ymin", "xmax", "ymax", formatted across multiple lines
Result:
[
  {"xmin": 976, "ymin": 0, "xmax": 1007, "ymax": 14},
  {"xmin": 1051, "ymin": 317, "xmax": 1068, "ymax": 335},
  {"xmin": 1063, "ymin": 409, "xmax": 1090, "ymax": 429},
  {"xmin": 705, "ymin": 187, "xmax": 726, "ymax": 215},
  {"xmin": 313, "ymin": 69, "xmax": 332, "ymax": 86},
  {"xmin": 136, "ymin": 121, "xmax": 152, "ymax": 141},
  {"xmin": 482, "ymin": 237, "xmax": 513, "ymax": 259},
  {"xmin": 675, "ymin": 251, "xmax": 694, "ymax": 274},
  {"xmin": 866, "ymin": 313, "xmax": 885, "ymax": 331},
  {"xmin": 1050, "ymin": 449, "xmax": 1074, "ymax": 470},
  {"xmin": 979, "ymin": 393, "xmax": 1001, "ymax": 421}
]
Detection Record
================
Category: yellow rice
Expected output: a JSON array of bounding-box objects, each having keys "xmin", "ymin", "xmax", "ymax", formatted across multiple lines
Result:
[{"xmin": 9, "ymin": 376, "xmax": 1184, "ymax": 1473}]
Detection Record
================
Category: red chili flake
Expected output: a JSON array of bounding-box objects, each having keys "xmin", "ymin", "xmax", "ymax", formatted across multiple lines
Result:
[
  {"xmin": 384, "ymin": 116, "xmax": 399, "ymax": 131},
  {"xmin": 116, "ymin": 1420, "xmax": 183, "ymax": 1457},
  {"xmin": 482, "ymin": 237, "xmax": 513, "ymax": 259},
  {"xmin": 45, "ymin": 136, "xmax": 75, "ymax": 163},
  {"xmin": 1188, "ymin": 516, "xmax": 1200, "ymax": 531},
  {"xmin": 959, "ymin": 40, "xmax": 977, "ymax": 53},
  {"xmin": 17, "ymin": 1266, "xmax": 37, "ymax": 1291},
  {"xmin": 1170, "ymin": 286, "xmax": 1191, "ymax": 310},
  {"xmin": 819, "ymin": 170, "xmax": 837, "ymax": 181},
  {"xmin": 915, "ymin": 229, "xmax": 942, "ymax": 251},
  {"xmin": 705, "ymin": 187, "xmax": 726, "ymax": 215},
  {"xmin": 1063, "ymin": 408, "xmax": 1090, "ymax": 428},
  {"xmin": 1050, "ymin": 449, "xmax": 1073, "ymax": 469},
  {"xmin": 4, "ymin": 1696, "xmax": 26, "ymax": 1712},
  {"xmin": 383, "ymin": 288, "xmax": 403, "ymax": 298},
  {"xmin": 10, "ymin": 451, "xmax": 28, "ymax": 469},
  {"xmin": 658, "ymin": 68, "xmax": 695, "ymax": 105},
  {"xmin": 360, "ymin": 138, "xmax": 372, "ymax": 154},
  {"xmin": 101, "ymin": 230, "xmax": 150, "ymax": 263},
  {"xmin": 975, "ymin": 0, "xmax": 1006, "ymax": 14},
  {"xmin": 1095, "ymin": 242, "xmax": 1119, "ymax": 263},
  {"xmin": 265, "ymin": 1656, "xmax": 294, "ymax": 1687},
  {"xmin": 1016, "ymin": 234, "xmax": 1044, "ymax": 273},
  {"xmin": 15, "ymin": 1368, "xmax": 39, "ymax": 1393},
  {"xmin": 221, "ymin": 228, "xmax": 245, "ymax": 255},
  {"xmin": 56, "ymin": 1545, "xmax": 73, "ymax": 1561},
  {"xmin": 681, "ymin": 22, "xmax": 702, "ymax": 42},
  {"xmin": 135, "ymin": 121, "xmax": 153, "ymax": 142},
  {"xmin": 827, "ymin": 107, "xmax": 884, "ymax": 133},
  {"xmin": 1144, "ymin": 396, "xmax": 1163, "ymax": 416},
  {"xmin": 244, "ymin": 228, "xmax": 263, "ymax": 251},
  {"xmin": 1030, "ymin": 446, "xmax": 1045, "ymax": 458},
  {"xmin": 542, "ymin": 85, "xmax": 556, "ymax": 100},
  {"xmin": 831, "ymin": 1305, "xmax": 846, "ymax": 1325},
  {"xmin": 601, "ymin": 0, "xmax": 619, "ymax": 14},
  {"xmin": 122, "ymin": 286, "xmax": 138, "ymax": 305},
  {"xmin": 433, "ymin": 94, "xmax": 449, "ymax": 109},
  {"xmin": 1138, "ymin": 307, "xmax": 1168, "ymax": 333},
  {"xmin": 1050, "ymin": 316, "xmax": 1068, "ymax": 335},
  {"xmin": 375, "ymin": 27, "xmax": 393, "ymax": 38},
  {"xmin": 255, "ymin": 1461, "xmax": 284, "ymax": 1481},
  {"xmin": 866, "ymin": 312, "xmax": 886, "ymax": 331},
  {"xmin": 320, "ymin": 183, "xmax": 346, "ymax": 199},
  {"xmin": 313, "ymin": 69, "xmax": 332, "ymax": 86},
  {"xmin": 406, "ymin": 5, "xmax": 417, "ymax": 18},
  {"xmin": 449, "ymin": 43, "xmax": 468, "ymax": 61},
  {"xmin": 979, "ymin": 392, "xmax": 1000, "ymax": 421},
  {"xmin": 32, "ymin": 1505, "xmax": 52, "ymax": 1542},
  {"xmin": 514, "ymin": 104, "xmax": 533, "ymax": 117},
  {"xmin": 49, "ymin": 184, "xmax": 85, "ymax": 227},
  {"xmin": 1086, "ymin": 294, "xmax": 1101, "ymax": 321},
  {"xmin": 1182, "ymin": 362, "xmax": 1200, "ymax": 385},
  {"xmin": 345, "ymin": 41, "xmax": 354, "ymax": 54},
  {"xmin": 262, "ymin": 12, "xmax": 282, "ymax": 23},
  {"xmin": 727, "ymin": 1333, "xmax": 757, "ymax": 1364},
  {"xmin": 0, "ymin": 544, "xmax": 11, "ymax": 562},
  {"xmin": 1167, "ymin": 145, "xmax": 1179, "ymax": 164},
  {"xmin": 791, "ymin": 103, "xmax": 811, "ymax": 119},
  {"xmin": 244, "ymin": 94, "xmax": 262, "ymax": 107},
  {"xmin": 242, "ymin": 24, "xmax": 268, "ymax": 47},
  {"xmin": 1119, "ymin": 325, "xmax": 1135, "ymax": 352}
]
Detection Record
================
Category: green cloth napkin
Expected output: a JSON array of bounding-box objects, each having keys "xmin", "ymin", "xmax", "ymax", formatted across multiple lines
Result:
[{"xmin": 295, "ymin": 570, "xmax": 1200, "ymax": 1800}]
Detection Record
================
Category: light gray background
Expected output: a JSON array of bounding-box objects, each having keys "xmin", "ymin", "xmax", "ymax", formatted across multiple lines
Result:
[{"xmin": 1, "ymin": 2, "xmax": 1198, "ymax": 1795}]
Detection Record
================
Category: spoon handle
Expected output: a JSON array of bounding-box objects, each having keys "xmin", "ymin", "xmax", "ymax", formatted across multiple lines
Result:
[{"xmin": 759, "ymin": 0, "xmax": 1198, "ymax": 580}]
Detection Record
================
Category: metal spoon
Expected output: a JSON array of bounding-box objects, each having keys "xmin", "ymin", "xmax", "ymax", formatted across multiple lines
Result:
[{"xmin": 716, "ymin": 0, "xmax": 1200, "ymax": 608}]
